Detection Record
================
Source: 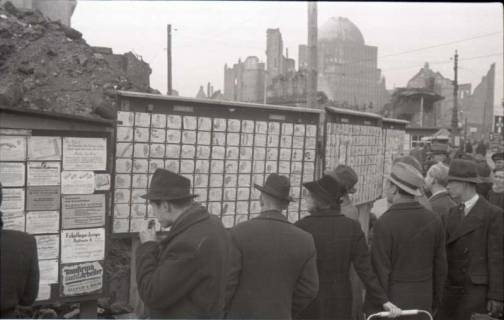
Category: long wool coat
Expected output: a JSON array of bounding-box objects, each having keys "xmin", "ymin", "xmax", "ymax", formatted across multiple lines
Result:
[
  {"xmin": 365, "ymin": 201, "xmax": 447, "ymax": 319},
  {"xmin": 136, "ymin": 204, "xmax": 231, "ymax": 319},
  {"xmin": 437, "ymin": 197, "xmax": 503, "ymax": 320},
  {"xmin": 295, "ymin": 208, "xmax": 388, "ymax": 320},
  {"xmin": 225, "ymin": 210, "xmax": 319, "ymax": 320}
]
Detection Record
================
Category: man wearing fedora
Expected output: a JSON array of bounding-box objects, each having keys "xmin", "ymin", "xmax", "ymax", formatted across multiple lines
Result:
[
  {"xmin": 437, "ymin": 159, "xmax": 503, "ymax": 320},
  {"xmin": 225, "ymin": 173, "xmax": 319, "ymax": 319},
  {"xmin": 135, "ymin": 169, "xmax": 231, "ymax": 319},
  {"xmin": 365, "ymin": 162, "xmax": 447, "ymax": 319}
]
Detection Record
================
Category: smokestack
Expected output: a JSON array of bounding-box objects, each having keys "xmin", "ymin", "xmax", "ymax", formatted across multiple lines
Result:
[{"xmin": 307, "ymin": 2, "xmax": 318, "ymax": 109}]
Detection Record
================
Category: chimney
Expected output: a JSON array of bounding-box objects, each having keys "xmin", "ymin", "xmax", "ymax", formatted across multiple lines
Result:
[{"xmin": 286, "ymin": 48, "xmax": 289, "ymax": 59}]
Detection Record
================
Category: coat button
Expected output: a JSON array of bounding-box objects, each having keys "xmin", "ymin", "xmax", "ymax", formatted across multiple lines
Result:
[{"xmin": 463, "ymin": 248, "xmax": 469, "ymax": 254}]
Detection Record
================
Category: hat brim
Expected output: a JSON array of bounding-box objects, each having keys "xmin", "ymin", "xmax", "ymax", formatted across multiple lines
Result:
[
  {"xmin": 478, "ymin": 176, "xmax": 493, "ymax": 184},
  {"xmin": 140, "ymin": 193, "xmax": 198, "ymax": 201},
  {"xmin": 385, "ymin": 175, "xmax": 422, "ymax": 197},
  {"xmin": 254, "ymin": 184, "xmax": 293, "ymax": 202},
  {"xmin": 303, "ymin": 181, "xmax": 334, "ymax": 203},
  {"xmin": 446, "ymin": 176, "xmax": 480, "ymax": 184}
]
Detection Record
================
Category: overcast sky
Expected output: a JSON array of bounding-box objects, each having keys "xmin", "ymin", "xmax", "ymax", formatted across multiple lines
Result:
[{"xmin": 72, "ymin": 1, "xmax": 503, "ymax": 111}]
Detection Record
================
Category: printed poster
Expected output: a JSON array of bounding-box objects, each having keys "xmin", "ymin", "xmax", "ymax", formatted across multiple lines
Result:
[
  {"xmin": 61, "ymin": 171, "xmax": 95, "ymax": 194},
  {"xmin": 27, "ymin": 162, "xmax": 61, "ymax": 186},
  {"xmin": 63, "ymin": 137, "xmax": 107, "ymax": 171},
  {"xmin": 35, "ymin": 235, "xmax": 60, "ymax": 260},
  {"xmin": 0, "ymin": 135, "xmax": 26, "ymax": 161},
  {"xmin": 1, "ymin": 211, "xmax": 25, "ymax": 232},
  {"xmin": 39, "ymin": 259, "xmax": 59, "ymax": 284},
  {"xmin": 60, "ymin": 261, "xmax": 104, "ymax": 297},
  {"xmin": 26, "ymin": 186, "xmax": 60, "ymax": 211},
  {"xmin": 61, "ymin": 228, "xmax": 105, "ymax": 264},
  {"xmin": 26, "ymin": 211, "xmax": 60, "ymax": 234},
  {"xmin": 28, "ymin": 136, "xmax": 62, "ymax": 161},
  {"xmin": 0, "ymin": 162, "xmax": 25, "ymax": 187},
  {"xmin": 62, "ymin": 194, "xmax": 106, "ymax": 229},
  {"xmin": 0, "ymin": 188, "xmax": 25, "ymax": 212}
]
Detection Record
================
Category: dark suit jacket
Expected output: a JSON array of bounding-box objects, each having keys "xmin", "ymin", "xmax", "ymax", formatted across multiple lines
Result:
[
  {"xmin": 443, "ymin": 196, "xmax": 503, "ymax": 301},
  {"xmin": 295, "ymin": 209, "xmax": 388, "ymax": 320},
  {"xmin": 225, "ymin": 210, "xmax": 319, "ymax": 320},
  {"xmin": 429, "ymin": 190, "xmax": 456, "ymax": 221},
  {"xmin": 136, "ymin": 204, "xmax": 231, "ymax": 318},
  {"xmin": 0, "ymin": 229, "xmax": 39, "ymax": 317},
  {"xmin": 366, "ymin": 201, "xmax": 447, "ymax": 314}
]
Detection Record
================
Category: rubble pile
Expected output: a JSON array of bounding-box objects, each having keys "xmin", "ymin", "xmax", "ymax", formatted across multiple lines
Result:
[{"xmin": 0, "ymin": 1, "xmax": 155, "ymax": 119}]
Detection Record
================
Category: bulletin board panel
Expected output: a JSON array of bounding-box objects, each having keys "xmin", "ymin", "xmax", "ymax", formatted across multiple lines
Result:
[
  {"xmin": 382, "ymin": 118, "xmax": 409, "ymax": 193},
  {"xmin": 112, "ymin": 92, "xmax": 322, "ymax": 235},
  {"xmin": 324, "ymin": 107, "xmax": 384, "ymax": 205},
  {"xmin": 0, "ymin": 128, "xmax": 112, "ymax": 305}
]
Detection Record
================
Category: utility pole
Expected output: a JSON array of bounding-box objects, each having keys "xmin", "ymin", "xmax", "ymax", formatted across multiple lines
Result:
[
  {"xmin": 167, "ymin": 24, "xmax": 172, "ymax": 95},
  {"xmin": 307, "ymin": 2, "xmax": 317, "ymax": 109},
  {"xmin": 450, "ymin": 50, "xmax": 459, "ymax": 145}
]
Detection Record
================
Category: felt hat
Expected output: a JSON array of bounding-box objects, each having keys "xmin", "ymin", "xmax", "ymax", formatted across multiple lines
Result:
[
  {"xmin": 141, "ymin": 169, "xmax": 197, "ymax": 200},
  {"xmin": 325, "ymin": 165, "xmax": 358, "ymax": 194},
  {"xmin": 447, "ymin": 159, "xmax": 480, "ymax": 184},
  {"xmin": 491, "ymin": 152, "xmax": 504, "ymax": 162},
  {"xmin": 386, "ymin": 162, "xmax": 424, "ymax": 196},
  {"xmin": 395, "ymin": 155, "xmax": 424, "ymax": 176},
  {"xmin": 476, "ymin": 161, "xmax": 492, "ymax": 184},
  {"xmin": 303, "ymin": 174, "xmax": 346, "ymax": 205},
  {"xmin": 254, "ymin": 173, "xmax": 293, "ymax": 202}
]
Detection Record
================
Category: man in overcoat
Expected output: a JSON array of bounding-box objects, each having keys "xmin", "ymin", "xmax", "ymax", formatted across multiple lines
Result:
[
  {"xmin": 136, "ymin": 169, "xmax": 231, "ymax": 318},
  {"xmin": 366, "ymin": 162, "xmax": 447, "ymax": 319},
  {"xmin": 424, "ymin": 162, "xmax": 456, "ymax": 221},
  {"xmin": 225, "ymin": 173, "xmax": 319, "ymax": 319},
  {"xmin": 437, "ymin": 159, "xmax": 503, "ymax": 320}
]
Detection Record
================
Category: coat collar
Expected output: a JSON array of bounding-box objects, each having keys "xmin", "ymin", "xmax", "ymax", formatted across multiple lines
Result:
[
  {"xmin": 308, "ymin": 208, "xmax": 343, "ymax": 217},
  {"xmin": 254, "ymin": 210, "xmax": 289, "ymax": 223},
  {"xmin": 447, "ymin": 197, "xmax": 486, "ymax": 244},
  {"xmin": 160, "ymin": 203, "xmax": 209, "ymax": 245},
  {"xmin": 387, "ymin": 200, "xmax": 424, "ymax": 212}
]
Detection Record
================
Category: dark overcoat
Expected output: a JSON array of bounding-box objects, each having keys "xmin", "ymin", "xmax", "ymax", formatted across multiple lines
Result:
[
  {"xmin": 0, "ymin": 229, "xmax": 39, "ymax": 318},
  {"xmin": 295, "ymin": 209, "xmax": 388, "ymax": 320},
  {"xmin": 136, "ymin": 204, "xmax": 231, "ymax": 319},
  {"xmin": 365, "ymin": 201, "xmax": 447, "ymax": 318},
  {"xmin": 225, "ymin": 210, "xmax": 319, "ymax": 320},
  {"xmin": 429, "ymin": 190, "xmax": 456, "ymax": 221},
  {"xmin": 437, "ymin": 196, "xmax": 503, "ymax": 320}
]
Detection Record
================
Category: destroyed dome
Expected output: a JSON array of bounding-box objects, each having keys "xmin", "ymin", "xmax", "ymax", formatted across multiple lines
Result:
[{"xmin": 319, "ymin": 17, "xmax": 365, "ymax": 45}]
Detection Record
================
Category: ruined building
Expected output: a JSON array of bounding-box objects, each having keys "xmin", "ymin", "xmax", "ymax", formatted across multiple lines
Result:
[
  {"xmin": 223, "ymin": 56, "xmax": 266, "ymax": 103},
  {"xmin": 0, "ymin": 0, "xmax": 77, "ymax": 26}
]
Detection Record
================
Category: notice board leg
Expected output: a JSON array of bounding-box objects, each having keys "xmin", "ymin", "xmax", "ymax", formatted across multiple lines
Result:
[
  {"xmin": 80, "ymin": 300, "xmax": 97, "ymax": 318},
  {"xmin": 130, "ymin": 238, "xmax": 145, "ymax": 317}
]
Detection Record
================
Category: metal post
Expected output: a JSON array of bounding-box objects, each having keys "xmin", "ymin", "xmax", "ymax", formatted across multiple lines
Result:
[
  {"xmin": 307, "ymin": 2, "xmax": 317, "ymax": 109},
  {"xmin": 167, "ymin": 24, "xmax": 172, "ymax": 95},
  {"xmin": 420, "ymin": 95, "xmax": 424, "ymax": 127},
  {"xmin": 451, "ymin": 50, "xmax": 459, "ymax": 144}
]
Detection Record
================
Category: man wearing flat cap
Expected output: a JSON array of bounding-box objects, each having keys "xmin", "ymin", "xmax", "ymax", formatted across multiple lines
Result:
[
  {"xmin": 365, "ymin": 162, "xmax": 447, "ymax": 319},
  {"xmin": 135, "ymin": 169, "xmax": 231, "ymax": 318},
  {"xmin": 225, "ymin": 173, "xmax": 319, "ymax": 319},
  {"xmin": 437, "ymin": 159, "xmax": 503, "ymax": 320},
  {"xmin": 491, "ymin": 151, "xmax": 504, "ymax": 171}
]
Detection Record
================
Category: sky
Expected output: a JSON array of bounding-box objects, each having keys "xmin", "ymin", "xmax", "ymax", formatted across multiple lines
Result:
[{"xmin": 72, "ymin": 1, "xmax": 503, "ymax": 112}]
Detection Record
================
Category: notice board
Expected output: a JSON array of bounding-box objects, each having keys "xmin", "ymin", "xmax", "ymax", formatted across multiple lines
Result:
[
  {"xmin": 113, "ymin": 92, "xmax": 322, "ymax": 234},
  {"xmin": 0, "ymin": 129, "xmax": 111, "ymax": 304}
]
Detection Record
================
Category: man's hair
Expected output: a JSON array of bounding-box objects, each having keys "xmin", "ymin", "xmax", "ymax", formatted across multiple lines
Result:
[
  {"xmin": 150, "ymin": 197, "xmax": 193, "ymax": 208},
  {"xmin": 427, "ymin": 163, "xmax": 450, "ymax": 187},
  {"xmin": 308, "ymin": 190, "xmax": 342, "ymax": 211}
]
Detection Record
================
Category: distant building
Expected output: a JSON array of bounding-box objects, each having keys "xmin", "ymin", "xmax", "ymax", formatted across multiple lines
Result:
[
  {"xmin": 223, "ymin": 56, "xmax": 265, "ymax": 103},
  {"xmin": 466, "ymin": 64, "xmax": 495, "ymax": 139},
  {"xmin": 1, "ymin": 0, "xmax": 77, "ymax": 26},
  {"xmin": 298, "ymin": 17, "xmax": 389, "ymax": 109},
  {"xmin": 266, "ymin": 29, "xmax": 295, "ymax": 83}
]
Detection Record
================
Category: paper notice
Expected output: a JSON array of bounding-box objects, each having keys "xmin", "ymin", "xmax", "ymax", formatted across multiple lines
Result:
[
  {"xmin": 61, "ymin": 228, "xmax": 105, "ymax": 264},
  {"xmin": 61, "ymin": 171, "xmax": 95, "ymax": 194},
  {"xmin": 39, "ymin": 259, "xmax": 59, "ymax": 284},
  {"xmin": 62, "ymin": 194, "xmax": 105, "ymax": 229},
  {"xmin": 35, "ymin": 234, "xmax": 60, "ymax": 260},
  {"xmin": 26, "ymin": 211, "xmax": 60, "ymax": 234},
  {"xmin": 28, "ymin": 136, "xmax": 62, "ymax": 161},
  {"xmin": 94, "ymin": 173, "xmax": 110, "ymax": 191},
  {"xmin": 26, "ymin": 186, "xmax": 60, "ymax": 211},
  {"xmin": 63, "ymin": 137, "xmax": 107, "ymax": 171},
  {"xmin": 0, "ymin": 162, "xmax": 25, "ymax": 187},
  {"xmin": 27, "ymin": 161, "xmax": 61, "ymax": 186},
  {"xmin": 1, "ymin": 211, "xmax": 25, "ymax": 231},
  {"xmin": 60, "ymin": 261, "xmax": 103, "ymax": 297},
  {"xmin": 36, "ymin": 284, "xmax": 52, "ymax": 301},
  {"xmin": 1, "ymin": 188, "xmax": 25, "ymax": 212},
  {"xmin": 0, "ymin": 135, "xmax": 26, "ymax": 161}
]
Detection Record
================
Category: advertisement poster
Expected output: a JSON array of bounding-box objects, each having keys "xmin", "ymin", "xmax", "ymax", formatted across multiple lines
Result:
[
  {"xmin": 61, "ymin": 228, "xmax": 105, "ymax": 263},
  {"xmin": 35, "ymin": 235, "xmax": 60, "ymax": 260},
  {"xmin": 0, "ymin": 188, "xmax": 25, "ymax": 212},
  {"xmin": 27, "ymin": 162, "xmax": 61, "ymax": 186},
  {"xmin": 39, "ymin": 259, "xmax": 59, "ymax": 284},
  {"xmin": 0, "ymin": 162, "xmax": 25, "ymax": 187},
  {"xmin": 61, "ymin": 171, "xmax": 95, "ymax": 194},
  {"xmin": 28, "ymin": 136, "xmax": 62, "ymax": 161},
  {"xmin": 26, "ymin": 186, "xmax": 60, "ymax": 211},
  {"xmin": 26, "ymin": 211, "xmax": 60, "ymax": 234},
  {"xmin": 0, "ymin": 135, "xmax": 26, "ymax": 161},
  {"xmin": 60, "ymin": 261, "xmax": 103, "ymax": 297},
  {"xmin": 63, "ymin": 138, "xmax": 107, "ymax": 171},
  {"xmin": 62, "ymin": 195, "xmax": 105, "ymax": 229},
  {"xmin": 1, "ymin": 211, "xmax": 25, "ymax": 232},
  {"xmin": 94, "ymin": 173, "xmax": 111, "ymax": 191}
]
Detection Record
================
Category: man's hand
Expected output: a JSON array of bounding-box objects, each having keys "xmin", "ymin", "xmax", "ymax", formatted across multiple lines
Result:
[
  {"xmin": 139, "ymin": 225, "xmax": 157, "ymax": 244},
  {"xmin": 487, "ymin": 300, "xmax": 503, "ymax": 317},
  {"xmin": 383, "ymin": 301, "xmax": 402, "ymax": 318}
]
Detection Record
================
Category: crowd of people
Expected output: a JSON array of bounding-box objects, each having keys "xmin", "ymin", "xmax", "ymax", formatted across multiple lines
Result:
[{"xmin": 1, "ymin": 146, "xmax": 503, "ymax": 320}]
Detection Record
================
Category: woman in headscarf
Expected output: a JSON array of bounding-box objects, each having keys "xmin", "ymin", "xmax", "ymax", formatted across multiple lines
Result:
[{"xmin": 294, "ymin": 174, "xmax": 400, "ymax": 320}]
